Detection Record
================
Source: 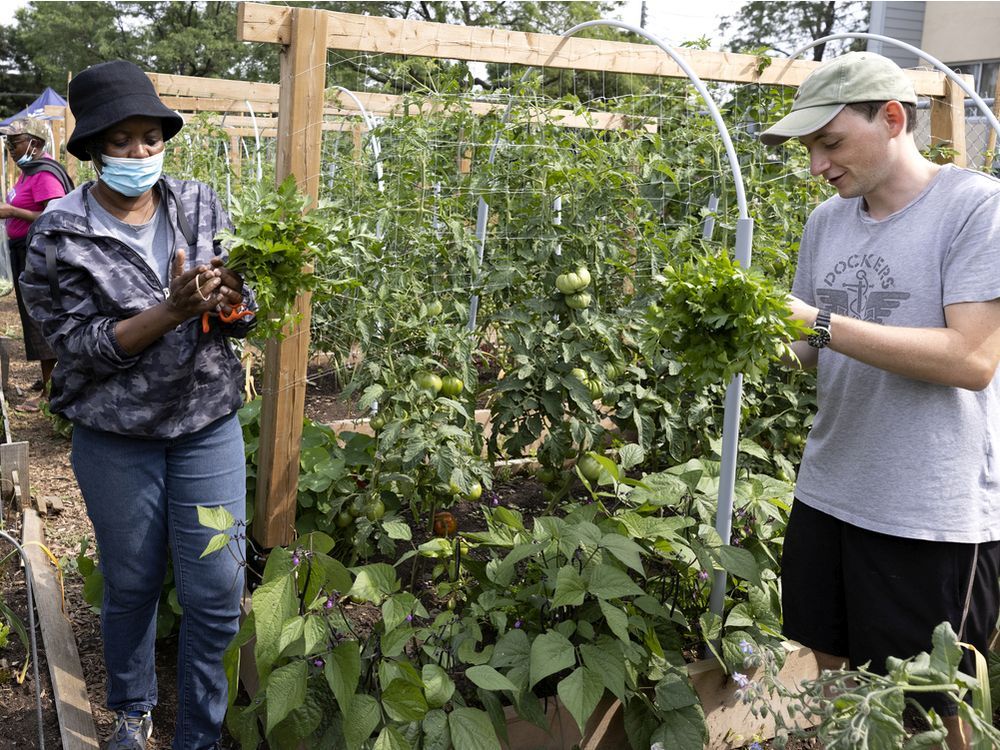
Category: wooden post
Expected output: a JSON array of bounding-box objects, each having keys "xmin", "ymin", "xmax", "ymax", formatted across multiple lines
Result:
[
  {"xmin": 229, "ymin": 133, "xmax": 242, "ymax": 178},
  {"xmin": 240, "ymin": 5, "xmax": 328, "ymax": 549},
  {"xmin": 984, "ymin": 73, "xmax": 1000, "ymax": 173},
  {"xmin": 929, "ymin": 76, "xmax": 968, "ymax": 167},
  {"xmin": 65, "ymin": 71, "xmax": 78, "ymax": 183}
]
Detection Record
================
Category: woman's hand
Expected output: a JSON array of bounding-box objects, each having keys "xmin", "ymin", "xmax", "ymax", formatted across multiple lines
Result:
[
  {"xmin": 165, "ymin": 249, "xmax": 228, "ymax": 320},
  {"xmin": 208, "ymin": 256, "xmax": 246, "ymax": 316},
  {"xmin": 0, "ymin": 202, "xmax": 15, "ymax": 219}
]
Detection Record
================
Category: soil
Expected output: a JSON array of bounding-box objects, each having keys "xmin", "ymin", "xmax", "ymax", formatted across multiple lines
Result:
[{"xmin": 0, "ymin": 288, "xmax": 819, "ymax": 750}]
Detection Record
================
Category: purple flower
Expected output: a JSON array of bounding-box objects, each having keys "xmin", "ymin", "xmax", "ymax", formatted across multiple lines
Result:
[
  {"xmin": 406, "ymin": 614, "xmax": 414, "ymax": 622},
  {"xmin": 325, "ymin": 596, "xmax": 336, "ymax": 610},
  {"xmin": 739, "ymin": 639, "xmax": 753, "ymax": 655},
  {"xmin": 732, "ymin": 672, "xmax": 749, "ymax": 689},
  {"xmin": 513, "ymin": 619, "xmax": 522, "ymax": 629},
  {"xmin": 750, "ymin": 744, "xmax": 763, "ymax": 750},
  {"xmin": 292, "ymin": 554, "xmax": 301, "ymax": 567},
  {"xmin": 313, "ymin": 657, "xmax": 325, "ymax": 668},
  {"xmin": 697, "ymin": 570, "xmax": 709, "ymax": 581}
]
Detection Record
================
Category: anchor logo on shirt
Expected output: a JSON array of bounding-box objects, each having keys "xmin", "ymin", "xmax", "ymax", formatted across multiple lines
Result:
[{"xmin": 816, "ymin": 269, "xmax": 910, "ymax": 323}]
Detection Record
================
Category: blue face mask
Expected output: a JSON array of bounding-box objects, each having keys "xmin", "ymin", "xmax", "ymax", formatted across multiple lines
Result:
[
  {"xmin": 99, "ymin": 151, "xmax": 164, "ymax": 197},
  {"xmin": 15, "ymin": 142, "xmax": 38, "ymax": 167}
]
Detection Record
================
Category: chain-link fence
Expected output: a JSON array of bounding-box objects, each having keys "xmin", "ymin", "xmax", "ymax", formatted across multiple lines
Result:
[{"xmin": 913, "ymin": 97, "xmax": 998, "ymax": 175}]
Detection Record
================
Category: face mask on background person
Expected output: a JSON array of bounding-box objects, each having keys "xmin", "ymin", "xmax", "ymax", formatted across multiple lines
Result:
[
  {"xmin": 99, "ymin": 151, "xmax": 164, "ymax": 197},
  {"xmin": 15, "ymin": 142, "xmax": 38, "ymax": 166}
]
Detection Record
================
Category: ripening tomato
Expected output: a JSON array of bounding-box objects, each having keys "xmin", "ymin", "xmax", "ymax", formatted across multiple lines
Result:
[
  {"xmin": 433, "ymin": 511, "xmax": 458, "ymax": 537},
  {"xmin": 565, "ymin": 291, "xmax": 591, "ymax": 310},
  {"xmin": 466, "ymin": 482, "xmax": 483, "ymax": 501},
  {"xmin": 425, "ymin": 299, "xmax": 443, "ymax": 316}
]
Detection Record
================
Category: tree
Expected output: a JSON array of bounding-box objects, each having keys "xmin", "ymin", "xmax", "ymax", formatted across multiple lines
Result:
[
  {"xmin": 718, "ymin": 1, "xmax": 870, "ymax": 62},
  {"xmin": 7, "ymin": 1, "xmax": 280, "ymax": 100}
]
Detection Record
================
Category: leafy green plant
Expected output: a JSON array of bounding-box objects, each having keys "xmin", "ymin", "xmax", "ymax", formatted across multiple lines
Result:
[
  {"xmin": 749, "ymin": 621, "xmax": 1000, "ymax": 749},
  {"xmin": 640, "ymin": 249, "xmax": 806, "ymax": 390},
  {"xmin": 219, "ymin": 175, "xmax": 364, "ymax": 342}
]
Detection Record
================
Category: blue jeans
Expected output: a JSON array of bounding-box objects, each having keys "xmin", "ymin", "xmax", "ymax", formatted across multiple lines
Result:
[{"xmin": 72, "ymin": 413, "xmax": 246, "ymax": 750}]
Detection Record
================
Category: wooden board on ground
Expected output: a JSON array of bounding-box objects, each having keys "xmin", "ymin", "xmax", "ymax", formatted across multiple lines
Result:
[
  {"xmin": 0, "ymin": 440, "xmax": 29, "ymax": 508},
  {"xmin": 22, "ymin": 509, "xmax": 100, "ymax": 750}
]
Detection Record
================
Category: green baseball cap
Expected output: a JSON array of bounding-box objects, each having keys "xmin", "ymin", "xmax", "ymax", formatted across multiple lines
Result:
[
  {"xmin": 760, "ymin": 52, "xmax": 918, "ymax": 146},
  {"xmin": 0, "ymin": 116, "xmax": 50, "ymax": 145}
]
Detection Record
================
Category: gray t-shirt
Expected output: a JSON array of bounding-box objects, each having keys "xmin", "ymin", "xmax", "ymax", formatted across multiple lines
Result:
[
  {"xmin": 87, "ymin": 190, "xmax": 172, "ymax": 289},
  {"xmin": 792, "ymin": 164, "xmax": 1000, "ymax": 543}
]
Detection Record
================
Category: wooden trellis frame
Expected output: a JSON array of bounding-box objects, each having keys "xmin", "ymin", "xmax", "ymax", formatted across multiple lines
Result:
[{"xmin": 236, "ymin": 3, "xmax": 968, "ymax": 549}]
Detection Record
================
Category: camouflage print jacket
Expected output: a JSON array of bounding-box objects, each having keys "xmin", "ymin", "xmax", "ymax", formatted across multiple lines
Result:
[{"xmin": 20, "ymin": 175, "xmax": 256, "ymax": 438}]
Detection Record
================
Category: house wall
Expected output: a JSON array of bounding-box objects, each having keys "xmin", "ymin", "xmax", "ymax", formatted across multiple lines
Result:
[
  {"xmin": 867, "ymin": 1, "xmax": 926, "ymax": 68},
  {"xmin": 921, "ymin": 1, "xmax": 1000, "ymax": 63}
]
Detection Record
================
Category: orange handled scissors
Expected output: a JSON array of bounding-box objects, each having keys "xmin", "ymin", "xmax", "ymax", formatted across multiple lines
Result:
[{"xmin": 201, "ymin": 303, "xmax": 255, "ymax": 333}]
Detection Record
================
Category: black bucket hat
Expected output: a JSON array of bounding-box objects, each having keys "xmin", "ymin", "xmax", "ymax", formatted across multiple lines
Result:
[{"xmin": 66, "ymin": 60, "xmax": 184, "ymax": 161}]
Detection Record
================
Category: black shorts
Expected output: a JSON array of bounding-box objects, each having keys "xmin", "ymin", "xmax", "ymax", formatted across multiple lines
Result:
[{"xmin": 782, "ymin": 500, "xmax": 1000, "ymax": 716}]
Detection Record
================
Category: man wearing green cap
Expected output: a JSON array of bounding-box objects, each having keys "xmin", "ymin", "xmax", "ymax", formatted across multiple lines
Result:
[{"xmin": 763, "ymin": 52, "xmax": 1000, "ymax": 748}]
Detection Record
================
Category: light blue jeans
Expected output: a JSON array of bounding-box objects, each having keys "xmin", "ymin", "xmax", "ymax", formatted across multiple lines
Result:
[{"xmin": 72, "ymin": 413, "xmax": 246, "ymax": 750}]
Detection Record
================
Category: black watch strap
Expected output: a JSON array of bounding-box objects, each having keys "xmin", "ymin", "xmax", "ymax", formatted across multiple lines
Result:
[{"xmin": 807, "ymin": 309, "xmax": 832, "ymax": 349}]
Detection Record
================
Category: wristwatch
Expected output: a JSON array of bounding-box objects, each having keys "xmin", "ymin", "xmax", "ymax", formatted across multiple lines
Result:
[{"xmin": 807, "ymin": 309, "xmax": 832, "ymax": 349}]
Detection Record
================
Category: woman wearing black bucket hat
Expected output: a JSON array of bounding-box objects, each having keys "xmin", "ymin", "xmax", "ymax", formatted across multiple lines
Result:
[{"xmin": 19, "ymin": 60, "xmax": 256, "ymax": 750}]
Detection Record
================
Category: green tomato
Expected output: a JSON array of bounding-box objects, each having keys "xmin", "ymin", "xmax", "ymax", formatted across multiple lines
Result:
[
  {"xmin": 574, "ymin": 266, "xmax": 591, "ymax": 289},
  {"xmin": 570, "ymin": 367, "xmax": 588, "ymax": 382},
  {"xmin": 363, "ymin": 499, "xmax": 385, "ymax": 521},
  {"xmin": 565, "ymin": 291, "xmax": 591, "ymax": 309},
  {"xmin": 448, "ymin": 480, "xmax": 462, "ymax": 496},
  {"xmin": 414, "ymin": 371, "xmax": 443, "ymax": 394},
  {"xmin": 586, "ymin": 379, "xmax": 602, "ymax": 401},
  {"xmin": 577, "ymin": 454, "xmax": 603, "ymax": 482},
  {"xmin": 555, "ymin": 273, "xmax": 577, "ymax": 295},
  {"xmin": 369, "ymin": 413, "xmax": 386, "ymax": 431},
  {"xmin": 776, "ymin": 469, "xmax": 792, "ymax": 482},
  {"xmin": 348, "ymin": 497, "xmax": 365, "ymax": 518},
  {"xmin": 785, "ymin": 432, "xmax": 805, "ymax": 447},
  {"xmin": 425, "ymin": 299, "xmax": 443, "ymax": 316},
  {"xmin": 440, "ymin": 375, "xmax": 464, "ymax": 398},
  {"xmin": 536, "ymin": 467, "xmax": 556, "ymax": 485},
  {"xmin": 334, "ymin": 510, "xmax": 354, "ymax": 528},
  {"xmin": 466, "ymin": 482, "xmax": 483, "ymax": 501}
]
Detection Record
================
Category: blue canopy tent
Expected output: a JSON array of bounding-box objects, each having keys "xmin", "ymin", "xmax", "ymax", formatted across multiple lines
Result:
[{"xmin": 0, "ymin": 87, "xmax": 67, "ymax": 126}]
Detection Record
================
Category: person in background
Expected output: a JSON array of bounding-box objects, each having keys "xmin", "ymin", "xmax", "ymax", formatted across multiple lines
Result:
[
  {"xmin": 763, "ymin": 52, "xmax": 1000, "ymax": 750},
  {"xmin": 0, "ymin": 115, "xmax": 72, "ymax": 409},
  {"xmin": 19, "ymin": 60, "xmax": 256, "ymax": 750}
]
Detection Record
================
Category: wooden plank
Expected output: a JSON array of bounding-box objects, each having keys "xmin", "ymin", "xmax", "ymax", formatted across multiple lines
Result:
[
  {"xmin": 252, "ymin": 6, "xmax": 328, "ymax": 550},
  {"xmin": 237, "ymin": 3, "xmax": 948, "ymax": 95},
  {"xmin": 930, "ymin": 76, "xmax": 968, "ymax": 166},
  {"xmin": 35, "ymin": 492, "xmax": 48, "ymax": 516},
  {"xmin": 688, "ymin": 641, "xmax": 820, "ymax": 748},
  {"xmin": 147, "ymin": 72, "xmax": 280, "ymax": 103},
  {"xmin": 65, "ymin": 71, "xmax": 78, "ymax": 183},
  {"xmin": 984, "ymin": 71, "xmax": 1000, "ymax": 173},
  {"xmin": 1, "ymin": 441, "xmax": 29, "ymax": 510},
  {"xmin": 41, "ymin": 495, "xmax": 64, "ymax": 515},
  {"xmin": 22, "ymin": 509, "xmax": 100, "ymax": 749}
]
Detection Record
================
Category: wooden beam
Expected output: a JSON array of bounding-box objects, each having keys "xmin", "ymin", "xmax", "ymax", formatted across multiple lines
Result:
[
  {"xmin": 238, "ymin": 3, "xmax": 948, "ymax": 95},
  {"xmin": 930, "ymin": 76, "xmax": 968, "ymax": 166},
  {"xmin": 65, "ymin": 71, "xmax": 78, "ymax": 184},
  {"xmin": 160, "ymin": 85, "xmax": 658, "ymax": 133},
  {"xmin": 985, "ymin": 72, "xmax": 1000, "ymax": 173},
  {"xmin": 23, "ymin": 509, "xmax": 100, "ymax": 749},
  {"xmin": 147, "ymin": 72, "xmax": 280, "ymax": 103},
  {"xmin": 252, "ymin": 6, "xmax": 328, "ymax": 550},
  {"xmin": 1, "ymin": 441, "xmax": 29, "ymax": 509}
]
